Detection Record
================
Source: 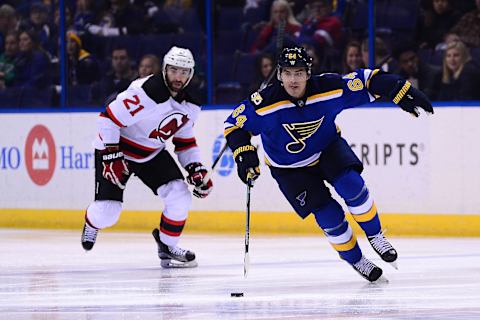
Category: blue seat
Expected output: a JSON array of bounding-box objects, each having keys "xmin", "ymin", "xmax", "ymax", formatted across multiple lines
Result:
[
  {"xmin": 139, "ymin": 34, "xmax": 174, "ymax": 58},
  {"xmin": 19, "ymin": 87, "xmax": 53, "ymax": 108},
  {"xmin": 68, "ymin": 85, "xmax": 95, "ymax": 107},
  {"xmin": 471, "ymin": 48, "xmax": 480, "ymax": 65},
  {"xmin": 216, "ymin": 31, "xmax": 243, "ymax": 55},
  {"xmin": 181, "ymin": 9, "xmax": 202, "ymax": 32},
  {"xmin": 218, "ymin": 7, "xmax": 244, "ymax": 31},
  {"xmin": 0, "ymin": 88, "xmax": 22, "ymax": 108},
  {"xmin": 215, "ymin": 55, "xmax": 236, "ymax": 83},
  {"xmin": 173, "ymin": 32, "xmax": 205, "ymax": 57},
  {"xmin": 233, "ymin": 52, "xmax": 258, "ymax": 86}
]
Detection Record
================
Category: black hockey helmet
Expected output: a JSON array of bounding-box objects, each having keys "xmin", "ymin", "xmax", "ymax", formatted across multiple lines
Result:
[{"xmin": 277, "ymin": 46, "xmax": 313, "ymax": 80}]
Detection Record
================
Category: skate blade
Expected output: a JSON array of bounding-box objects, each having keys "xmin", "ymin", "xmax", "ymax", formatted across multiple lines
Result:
[
  {"xmin": 387, "ymin": 260, "xmax": 398, "ymax": 270},
  {"xmin": 372, "ymin": 275, "xmax": 389, "ymax": 284},
  {"xmin": 161, "ymin": 259, "xmax": 198, "ymax": 269}
]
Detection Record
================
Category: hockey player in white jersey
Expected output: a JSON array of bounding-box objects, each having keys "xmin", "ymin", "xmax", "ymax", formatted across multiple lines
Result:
[{"xmin": 81, "ymin": 46, "xmax": 212, "ymax": 268}]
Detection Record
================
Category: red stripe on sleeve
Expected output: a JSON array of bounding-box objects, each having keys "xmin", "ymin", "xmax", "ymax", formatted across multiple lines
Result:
[{"xmin": 106, "ymin": 106, "xmax": 126, "ymax": 127}]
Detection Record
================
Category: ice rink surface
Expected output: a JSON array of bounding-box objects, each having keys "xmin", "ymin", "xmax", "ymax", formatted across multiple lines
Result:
[{"xmin": 1, "ymin": 229, "xmax": 480, "ymax": 320}]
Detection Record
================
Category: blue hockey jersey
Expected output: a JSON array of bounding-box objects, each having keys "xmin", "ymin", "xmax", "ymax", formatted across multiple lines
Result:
[{"xmin": 224, "ymin": 69, "xmax": 381, "ymax": 168}]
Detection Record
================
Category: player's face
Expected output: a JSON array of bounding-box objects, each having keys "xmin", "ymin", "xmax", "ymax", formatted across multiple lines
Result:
[
  {"xmin": 166, "ymin": 65, "xmax": 191, "ymax": 92},
  {"xmin": 445, "ymin": 47, "xmax": 462, "ymax": 73},
  {"xmin": 280, "ymin": 67, "xmax": 308, "ymax": 98}
]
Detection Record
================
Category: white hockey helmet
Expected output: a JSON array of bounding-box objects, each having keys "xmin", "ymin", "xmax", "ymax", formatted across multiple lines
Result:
[{"xmin": 162, "ymin": 46, "xmax": 195, "ymax": 88}]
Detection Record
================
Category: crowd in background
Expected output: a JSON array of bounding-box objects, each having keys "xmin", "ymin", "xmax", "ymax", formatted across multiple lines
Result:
[{"xmin": 0, "ymin": 0, "xmax": 480, "ymax": 108}]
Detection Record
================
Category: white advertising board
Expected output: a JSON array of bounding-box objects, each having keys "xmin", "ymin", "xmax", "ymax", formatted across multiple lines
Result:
[{"xmin": 0, "ymin": 107, "xmax": 479, "ymax": 214}]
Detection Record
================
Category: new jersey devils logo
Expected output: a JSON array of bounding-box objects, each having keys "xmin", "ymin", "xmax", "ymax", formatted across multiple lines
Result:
[{"xmin": 149, "ymin": 113, "xmax": 189, "ymax": 141}]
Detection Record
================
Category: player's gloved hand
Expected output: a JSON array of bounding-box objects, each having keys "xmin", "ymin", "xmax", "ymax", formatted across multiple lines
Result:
[
  {"xmin": 233, "ymin": 145, "xmax": 260, "ymax": 186},
  {"xmin": 101, "ymin": 144, "xmax": 130, "ymax": 190},
  {"xmin": 391, "ymin": 80, "xmax": 434, "ymax": 117},
  {"xmin": 185, "ymin": 162, "xmax": 213, "ymax": 198}
]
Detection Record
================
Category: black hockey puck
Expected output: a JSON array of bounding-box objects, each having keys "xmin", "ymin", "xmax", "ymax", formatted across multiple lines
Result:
[{"xmin": 230, "ymin": 292, "xmax": 244, "ymax": 297}]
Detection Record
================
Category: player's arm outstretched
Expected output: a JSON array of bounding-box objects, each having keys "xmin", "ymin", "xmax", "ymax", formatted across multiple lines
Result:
[
  {"xmin": 341, "ymin": 69, "xmax": 433, "ymax": 116},
  {"xmin": 368, "ymin": 70, "xmax": 433, "ymax": 116},
  {"xmin": 224, "ymin": 100, "xmax": 262, "ymax": 185}
]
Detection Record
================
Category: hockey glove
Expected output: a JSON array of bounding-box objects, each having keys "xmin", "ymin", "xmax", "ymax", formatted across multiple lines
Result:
[
  {"xmin": 185, "ymin": 162, "xmax": 213, "ymax": 198},
  {"xmin": 391, "ymin": 80, "xmax": 434, "ymax": 117},
  {"xmin": 233, "ymin": 145, "xmax": 260, "ymax": 186},
  {"xmin": 101, "ymin": 145, "xmax": 130, "ymax": 190}
]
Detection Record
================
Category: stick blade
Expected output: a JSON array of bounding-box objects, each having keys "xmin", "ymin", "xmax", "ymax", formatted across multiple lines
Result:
[{"xmin": 243, "ymin": 252, "xmax": 250, "ymax": 278}]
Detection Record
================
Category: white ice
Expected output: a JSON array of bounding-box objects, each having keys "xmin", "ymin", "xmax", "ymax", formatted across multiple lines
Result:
[{"xmin": 1, "ymin": 229, "xmax": 480, "ymax": 320}]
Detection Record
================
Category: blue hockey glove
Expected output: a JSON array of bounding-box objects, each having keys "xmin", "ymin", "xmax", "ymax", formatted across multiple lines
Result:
[
  {"xmin": 391, "ymin": 81, "xmax": 434, "ymax": 117},
  {"xmin": 233, "ymin": 145, "xmax": 260, "ymax": 185}
]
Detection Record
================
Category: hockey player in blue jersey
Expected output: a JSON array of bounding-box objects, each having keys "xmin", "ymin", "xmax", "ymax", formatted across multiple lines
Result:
[{"xmin": 224, "ymin": 46, "xmax": 433, "ymax": 282}]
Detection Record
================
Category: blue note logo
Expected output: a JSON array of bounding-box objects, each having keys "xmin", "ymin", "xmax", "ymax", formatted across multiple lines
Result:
[
  {"xmin": 212, "ymin": 135, "xmax": 234, "ymax": 177},
  {"xmin": 296, "ymin": 190, "xmax": 307, "ymax": 207}
]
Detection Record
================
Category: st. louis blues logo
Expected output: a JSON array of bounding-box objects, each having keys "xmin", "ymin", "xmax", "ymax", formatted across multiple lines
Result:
[
  {"xmin": 296, "ymin": 190, "xmax": 307, "ymax": 207},
  {"xmin": 149, "ymin": 113, "xmax": 188, "ymax": 142},
  {"xmin": 282, "ymin": 117, "xmax": 324, "ymax": 153}
]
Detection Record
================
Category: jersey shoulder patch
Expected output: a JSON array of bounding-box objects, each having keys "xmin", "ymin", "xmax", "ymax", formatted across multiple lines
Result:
[
  {"xmin": 248, "ymin": 80, "xmax": 287, "ymax": 111},
  {"xmin": 141, "ymin": 75, "xmax": 171, "ymax": 104}
]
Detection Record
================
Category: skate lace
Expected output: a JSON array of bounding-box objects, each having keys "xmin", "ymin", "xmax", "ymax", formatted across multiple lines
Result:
[
  {"xmin": 169, "ymin": 245, "xmax": 188, "ymax": 256},
  {"xmin": 369, "ymin": 231, "xmax": 393, "ymax": 254},
  {"xmin": 83, "ymin": 224, "xmax": 98, "ymax": 242},
  {"xmin": 353, "ymin": 257, "xmax": 374, "ymax": 275}
]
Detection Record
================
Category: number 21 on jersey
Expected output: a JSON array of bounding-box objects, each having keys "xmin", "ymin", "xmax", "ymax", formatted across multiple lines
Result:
[{"xmin": 123, "ymin": 95, "xmax": 144, "ymax": 116}]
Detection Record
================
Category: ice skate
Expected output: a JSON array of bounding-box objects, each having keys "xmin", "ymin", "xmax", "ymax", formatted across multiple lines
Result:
[
  {"xmin": 352, "ymin": 256, "xmax": 383, "ymax": 282},
  {"xmin": 152, "ymin": 228, "xmax": 197, "ymax": 268},
  {"xmin": 81, "ymin": 221, "xmax": 98, "ymax": 251},
  {"xmin": 368, "ymin": 231, "xmax": 398, "ymax": 269}
]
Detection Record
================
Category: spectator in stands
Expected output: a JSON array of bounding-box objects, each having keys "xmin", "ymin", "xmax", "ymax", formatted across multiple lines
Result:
[
  {"xmin": 100, "ymin": 46, "xmax": 136, "ymax": 96},
  {"xmin": 0, "ymin": 4, "xmax": 18, "ymax": 51},
  {"xmin": 297, "ymin": 0, "xmax": 343, "ymax": 51},
  {"xmin": 87, "ymin": 0, "xmax": 146, "ymax": 36},
  {"xmin": 249, "ymin": 52, "xmax": 274, "ymax": 92},
  {"xmin": 0, "ymin": 31, "xmax": 18, "ymax": 90},
  {"xmin": 361, "ymin": 37, "xmax": 395, "ymax": 72},
  {"xmin": 416, "ymin": 0, "xmax": 461, "ymax": 49},
  {"xmin": 67, "ymin": 31, "xmax": 99, "ymax": 85},
  {"xmin": 20, "ymin": 3, "xmax": 54, "ymax": 56},
  {"xmin": 435, "ymin": 32, "xmax": 461, "ymax": 51},
  {"xmin": 73, "ymin": 0, "xmax": 96, "ymax": 32},
  {"xmin": 451, "ymin": 0, "xmax": 480, "ymax": 48},
  {"xmin": 148, "ymin": 0, "xmax": 193, "ymax": 34},
  {"xmin": 342, "ymin": 40, "xmax": 364, "ymax": 74},
  {"xmin": 251, "ymin": 0, "xmax": 301, "ymax": 53},
  {"xmin": 138, "ymin": 54, "xmax": 160, "ymax": 78},
  {"xmin": 302, "ymin": 42, "xmax": 327, "ymax": 73},
  {"xmin": 13, "ymin": 29, "xmax": 51, "ymax": 89},
  {"xmin": 393, "ymin": 42, "xmax": 440, "ymax": 100},
  {"xmin": 434, "ymin": 40, "xmax": 480, "ymax": 100}
]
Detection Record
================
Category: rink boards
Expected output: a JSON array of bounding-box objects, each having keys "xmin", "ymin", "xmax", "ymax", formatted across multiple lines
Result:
[{"xmin": 0, "ymin": 106, "xmax": 479, "ymax": 236}]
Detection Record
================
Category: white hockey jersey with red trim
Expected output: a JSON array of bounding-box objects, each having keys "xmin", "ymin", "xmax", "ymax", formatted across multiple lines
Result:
[{"xmin": 93, "ymin": 75, "xmax": 202, "ymax": 166}]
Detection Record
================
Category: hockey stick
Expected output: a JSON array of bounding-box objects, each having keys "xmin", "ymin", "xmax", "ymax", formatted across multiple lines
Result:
[
  {"xmin": 244, "ymin": 172, "xmax": 254, "ymax": 278},
  {"xmin": 211, "ymin": 142, "xmax": 228, "ymax": 171},
  {"xmin": 259, "ymin": 18, "xmax": 286, "ymax": 91}
]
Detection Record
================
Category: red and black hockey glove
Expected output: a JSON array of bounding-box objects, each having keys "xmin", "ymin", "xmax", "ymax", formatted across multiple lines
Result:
[
  {"xmin": 391, "ymin": 80, "xmax": 434, "ymax": 117},
  {"xmin": 233, "ymin": 145, "xmax": 260, "ymax": 186},
  {"xmin": 101, "ymin": 144, "xmax": 130, "ymax": 190},
  {"xmin": 185, "ymin": 162, "xmax": 213, "ymax": 198}
]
